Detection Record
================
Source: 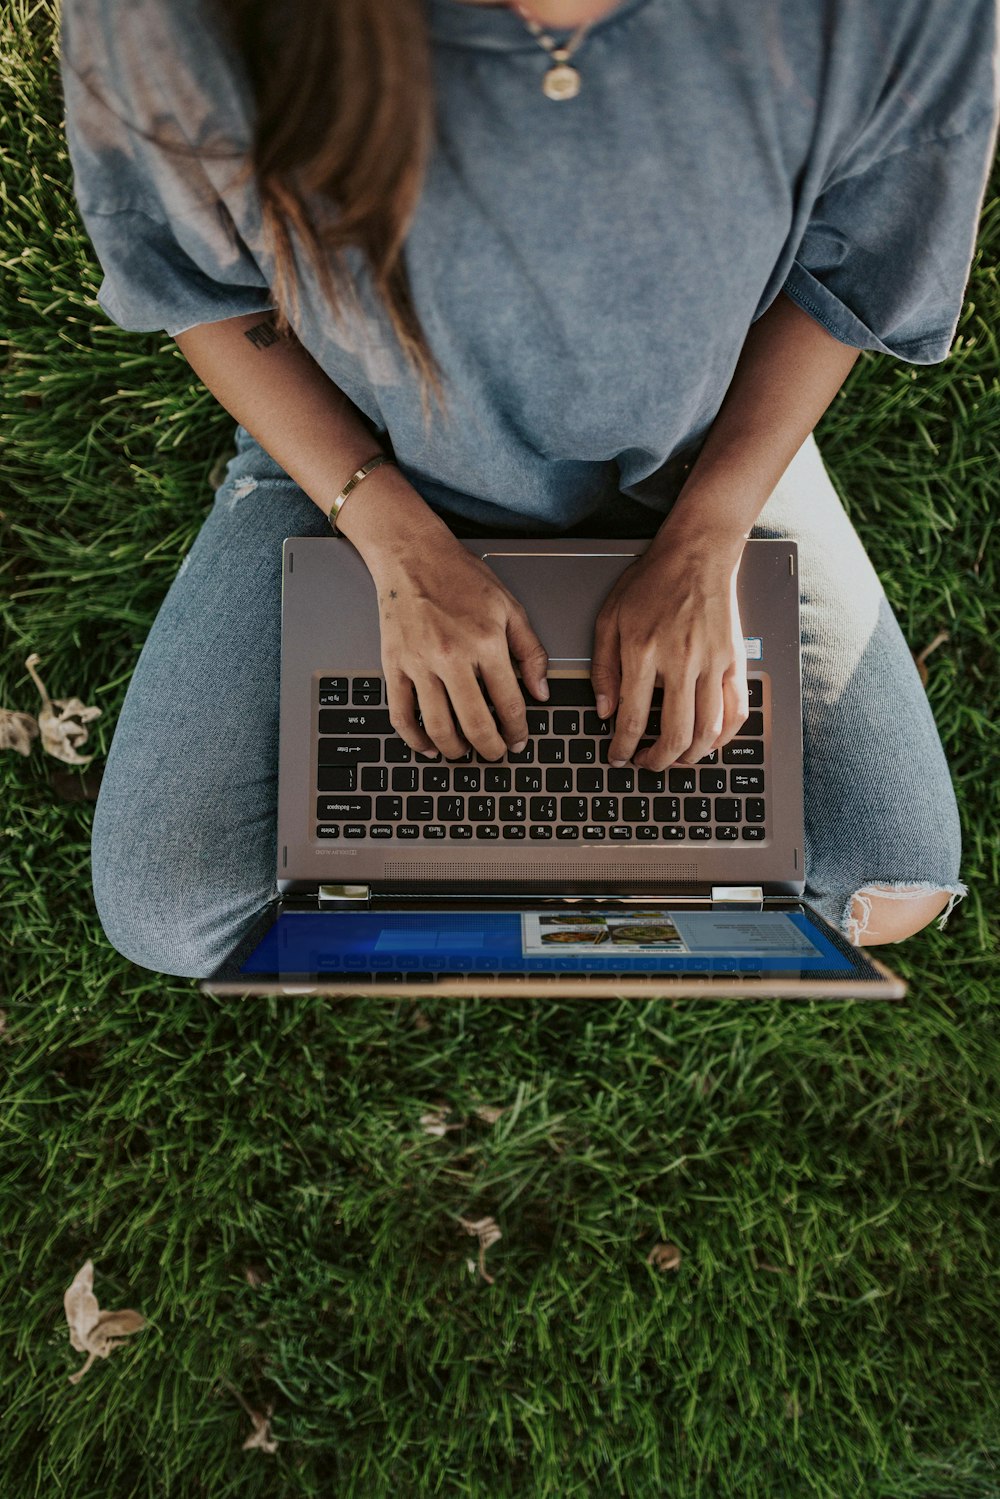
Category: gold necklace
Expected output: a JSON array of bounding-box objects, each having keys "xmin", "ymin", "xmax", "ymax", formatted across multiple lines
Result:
[{"xmin": 507, "ymin": 0, "xmax": 594, "ymax": 99}]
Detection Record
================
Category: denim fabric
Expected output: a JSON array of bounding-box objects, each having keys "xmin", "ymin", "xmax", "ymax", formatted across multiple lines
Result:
[
  {"xmin": 60, "ymin": 0, "xmax": 999, "ymax": 530},
  {"xmin": 89, "ymin": 424, "xmax": 967, "ymax": 978}
]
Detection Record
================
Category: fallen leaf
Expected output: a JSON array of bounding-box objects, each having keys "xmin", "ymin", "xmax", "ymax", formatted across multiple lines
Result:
[
  {"xmin": 646, "ymin": 1242, "xmax": 682, "ymax": 1272},
  {"xmin": 24, "ymin": 654, "xmax": 101, "ymax": 766},
  {"xmin": 912, "ymin": 630, "xmax": 949, "ymax": 687},
  {"xmin": 420, "ymin": 1107, "xmax": 463, "ymax": 1137},
  {"xmin": 458, "ymin": 1215, "xmax": 502, "ymax": 1284},
  {"xmin": 244, "ymin": 1264, "xmax": 269, "ymax": 1288},
  {"xmin": 63, "ymin": 1259, "xmax": 145, "ymax": 1384},
  {"xmin": 0, "ymin": 708, "xmax": 39, "ymax": 756},
  {"xmin": 472, "ymin": 1104, "xmax": 505, "ymax": 1126},
  {"xmin": 410, "ymin": 1006, "xmax": 431, "ymax": 1031},
  {"xmin": 242, "ymin": 1406, "xmax": 279, "ymax": 1453}
]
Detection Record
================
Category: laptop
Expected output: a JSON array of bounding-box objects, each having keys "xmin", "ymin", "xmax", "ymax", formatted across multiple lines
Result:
[{"xmin": 201, "ymin": 536, "xmax": 907, "ymax": 999}]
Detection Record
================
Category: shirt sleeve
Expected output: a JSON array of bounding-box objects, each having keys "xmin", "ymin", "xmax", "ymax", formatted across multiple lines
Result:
[
  {"xmin": 58, "ymin": 0, "xmax": 277, "ymax": 337},
  {"xmin": 782, "ymin": 6, "xmax": 1000, "ymax": 364}
]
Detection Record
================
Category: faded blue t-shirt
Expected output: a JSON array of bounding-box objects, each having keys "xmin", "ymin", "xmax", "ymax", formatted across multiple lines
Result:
[{"xmin": 59, "ymin": 0, "xmax": 999, "ymax": 530}]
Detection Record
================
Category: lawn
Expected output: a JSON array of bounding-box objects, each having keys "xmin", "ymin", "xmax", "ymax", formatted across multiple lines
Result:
[{"xmin": 1, "ymin": 2, "xmax": 998, "ymax": 1494}]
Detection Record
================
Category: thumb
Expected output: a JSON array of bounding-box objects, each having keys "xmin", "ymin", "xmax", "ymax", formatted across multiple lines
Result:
[
  {"xmin": 506, "ymin": 606, "xmax": 549, "ymax": 700},
  {"xmin": 591, "ymin": 611, "xmax": 621, "ymax": 720}
]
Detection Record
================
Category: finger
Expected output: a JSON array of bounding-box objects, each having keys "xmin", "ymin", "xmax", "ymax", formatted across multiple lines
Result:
[
  {"xmin": 710, "ymin": 668, "xmax": 751, "ymax": 750},
  {"xmin": 635, "ymin": 673, "xmax": 696, "ymax": 773},
  {"xmin": 590, "ymin": 609, "xmax": 621, "ymax": 720},
  {"xmin": 677, "ymin": 672, "xmax": 725, "ymax": 765},
  {"xmin": 384, "ymin": 667, "xmax": 438, "ymax": 756},
  {"xmin": 413, "ymin": 674, "xmax": 469, "ymax": 760},
  {"xmin": 607, "ymin": 656, "xmax": 656, "ymax": 766},
  {"xmin": 506, "ymin": 606, "xmax": 549, "ymax": 702},
  {"xmin": 478, "ymin": 651, "xmax": 530, "ymax": 754},
  {"xmin": 445, "ymin": 664, "xmax": 508, "ymax": 760}
]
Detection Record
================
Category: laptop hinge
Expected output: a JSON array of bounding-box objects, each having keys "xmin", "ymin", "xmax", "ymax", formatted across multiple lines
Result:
[
  {"xmin": 711, "ymin": 885, "xmax": 764, "ymax": 908},
  {"xmin": 318, "ymin": 884, "xmax": 371, "ymax": 905}
]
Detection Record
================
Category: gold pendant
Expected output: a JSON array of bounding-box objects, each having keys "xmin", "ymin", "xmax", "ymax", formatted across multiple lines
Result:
[{"xmin": 543, "ymin": 62, "xmax": 581, "ymax": 100}]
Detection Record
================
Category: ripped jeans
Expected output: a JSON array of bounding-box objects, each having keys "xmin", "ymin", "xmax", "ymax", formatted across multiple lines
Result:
[{"xmin": 90, "ymin": 426, "xmax": 967, "ymax": 978}]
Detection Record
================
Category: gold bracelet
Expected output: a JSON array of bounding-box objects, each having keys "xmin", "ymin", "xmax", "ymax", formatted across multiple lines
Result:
[{"xmin": 328, "ymin": 453, "xmax": 395, "ymax": 535}]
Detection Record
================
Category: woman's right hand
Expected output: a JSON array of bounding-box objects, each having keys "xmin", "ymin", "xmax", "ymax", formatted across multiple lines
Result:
[{"xmin": 370, "ymin": 534, "xmax": 550, "ymax": 759}]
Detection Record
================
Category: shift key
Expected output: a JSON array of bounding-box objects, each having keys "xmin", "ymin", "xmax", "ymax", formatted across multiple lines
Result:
[
  {"xmin": 319, "ymin": 709, "xmax": 392, "ymax": 735},
  {"xmin": 318, "ymin": 737, "xmax": 381, "ymax": 764}
]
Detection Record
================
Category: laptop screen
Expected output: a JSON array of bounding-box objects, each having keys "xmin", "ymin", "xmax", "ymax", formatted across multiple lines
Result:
[{"xmin": 234, "ymin": 904, "xmax": 860, "ymax": 980}]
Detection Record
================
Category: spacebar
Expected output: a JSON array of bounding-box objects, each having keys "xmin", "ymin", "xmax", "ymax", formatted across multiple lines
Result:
[{"xmin": 521, "ymin": 677, "xmax": 664, "ymax": 707}]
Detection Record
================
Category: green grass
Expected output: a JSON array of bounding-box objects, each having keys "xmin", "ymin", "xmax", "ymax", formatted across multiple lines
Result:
[{"xmin": 2, "ymin": 1, "xmax": 999, "ymax": 1494}]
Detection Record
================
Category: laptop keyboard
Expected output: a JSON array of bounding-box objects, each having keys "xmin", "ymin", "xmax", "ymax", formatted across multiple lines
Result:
[{"xmin": 315, "ymin": 676, "xmax": 765, "ymax": 843}]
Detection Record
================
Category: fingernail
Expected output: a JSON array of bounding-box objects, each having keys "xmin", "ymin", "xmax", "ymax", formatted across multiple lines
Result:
[
  {"xmin": 610, "ymin": 758, "xmax": 626, "ymax": 768},
  {"xmin": 511, "ymin": 739, "xmax": 527, "ymax": 754},
  {"xmin": 596, "ymin": 695, "xmax": 609, "ymax": 718},
  {"xmin": 537, "ymin": 681, "xmax": 549, "ymax": 701}
]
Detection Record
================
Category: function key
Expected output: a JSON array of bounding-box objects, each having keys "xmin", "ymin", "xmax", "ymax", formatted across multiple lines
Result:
[
  {"xmin": 449, "ymin": 825, "xmax": 473, "ymax": 839},
  {"xmin": 503, "ymin": 825, "xmax": 526, "ymax": 840},
  {"xmin": 320, "ymin": 677, "xmax": 348, "ymax": 691},
  {"xmin": 556, "ymin": 825, "xmax": 580, "ymax": 840},
  {"xmin": 583, "ymin": 825, "xmax": 606, "ymax": 840},
  {"xmin": 316, "ymin": 824, "xmax": 341, "ymax": 839},
  {"xmin": 748, "ymin": 679, "xmax": 763, "ymax": 708},
  {"xmin": 715, "ymin": 826, "xmax": 739, "ymax": 840},
  {"xmin": 636, "ymin": 826, "xmax": 659, "ymax": 841},
  {"xmin": 397, "ymin": 824, "xmax": 420, "ymax": 840},
  {"xmin": 343, "ymin": 824, "xmax": 367, "ymax": 839},
  {"xmin": 609, "ymin": 826, "xmax": 632, "ymax": 840},
  {"xmin": 422, "ymin": 825, "xmax": 446, "ymax": 839},
  {"xmin": 689, "ymin": 826, "xmax": 712, "ymax": 841},
  {"xmin": 662, "ymin": 826, "xmax": 686, "ymax": 840},
  {"xmin": 370, "ymin": 824, "xmax": 394, "ymax": 840},
  {"xmin": 476, "ymin": 825, "xmax": 500, "ymax": 839},
  {"xmin": 529, "ymin": 825, "xmax": 553, "ymax": 840},
  {"xmin": 742, "ymin": 825, "xmax": 766, "ymax": 840}
]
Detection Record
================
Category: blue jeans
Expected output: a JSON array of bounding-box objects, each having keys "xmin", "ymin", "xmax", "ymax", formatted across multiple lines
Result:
[{"xmin": 90, "ymin": 425, "xmax": 968, "ymax": 978}]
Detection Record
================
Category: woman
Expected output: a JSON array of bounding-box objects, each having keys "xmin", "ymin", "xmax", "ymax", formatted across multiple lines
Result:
[{"xmin": 59, "ymin": 0, "xmax": 996, "ymax": 978}]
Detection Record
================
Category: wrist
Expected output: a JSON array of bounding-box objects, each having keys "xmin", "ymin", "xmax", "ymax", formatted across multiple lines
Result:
[
  {"xmin": 646, "ymin": 506, "xmax": 746, "ymax": 571},
  {"xmin": 335, "ymin": 465, "xmax": 451, "ymax": 571}
]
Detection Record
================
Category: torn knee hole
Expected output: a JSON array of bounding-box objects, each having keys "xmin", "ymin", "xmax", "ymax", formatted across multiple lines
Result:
[{"xmin": 843, "ymin": 882, "xmax": 968, "ymax": 946}]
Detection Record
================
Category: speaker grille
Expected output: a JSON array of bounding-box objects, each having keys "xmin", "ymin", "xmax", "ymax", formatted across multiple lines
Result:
[{"xmin": 384, "ymin": 861, "xmax": 699, "ymax": 884}]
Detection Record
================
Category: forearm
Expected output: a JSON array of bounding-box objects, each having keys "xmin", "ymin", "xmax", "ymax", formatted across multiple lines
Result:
[
  {"xmin": 649, "ymin": 291, "xmax": 862, "ymax": 566},
  {"xmin": 173, "ymin": 312, "xmax": 450, "ymax": 568}
]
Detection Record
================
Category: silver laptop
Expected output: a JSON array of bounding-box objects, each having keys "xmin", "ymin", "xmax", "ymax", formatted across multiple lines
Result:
[{"xmin": 201, "ymin": 536, "xmax": 906, "ymax": 999}]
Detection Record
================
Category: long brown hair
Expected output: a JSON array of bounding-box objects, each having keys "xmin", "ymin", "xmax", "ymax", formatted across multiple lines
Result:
[{"xmin": 64, "ymin": 0, "xmax": 448, "ymax": 426}]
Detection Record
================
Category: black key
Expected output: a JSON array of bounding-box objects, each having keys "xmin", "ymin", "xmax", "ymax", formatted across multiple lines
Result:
[
  {"xmin": 583, "ymin": 711, "xmax": 612, "ymax": 735},
  {"xmin": 592, "ymin": 797, "xmax": 618, "ymax": 822},
  {"xmin": 319, "ymin": 708, "xmax": 392, "ymax": 735},
  {"xmin": 508, "ymin": 743, "xmax": 534, "ymax": 764},
  {"xmin": 343, "ymin": 824, "xmax": 367, "ymax": 838},
  {"xmin": 609, "ymin": 825, "xmax": 632, "ymax": 841},
  {"xmin": 748, "ymin": 679, "xmax": 763, "ymax": 708},
  {"xmin": 637, "ymin": 769, "xmax": 664, "ymax": 793},
  {"xmin": 392, "ymin": 767, "xmax": 419, "ymax": 792},
  {"xmin": 384, "ymin": 738, "xmax": 411, "ymax": 763},
  {"xmin": 684, "ymin": 797, "xmax": 712, "ymax": 823},
  {"xmin": 577, "ymin": 768, "xmax": 603, "ymax": 793},
  {"xmin": 623, "ymin": 797, "xmax": 649, "ymax": 822},
  {"xmin": 715, "ymin": 826, "xmax": 739, "ymax": 840},
  {"xmin": 529, "ymin": 796, "xmax": 557, "ymax": 821},
  {"xmin": 742, "ymin": 826, "xmax": 766, "ymax": 840},
  {"xmin": 608, "ymin": 768, "xmax": 633, "ymax": 793},
  {"xmin": 553, "ymin": 710, "xmax": 579, "ymax": 734},
  {"xmin": 528, "ymin": 678, "xmax": 596, "ymax": 706},
  {"xmin": 645, "ymin": 710, "xmax": 661, "ymax": 737},
  {"xmin": 560, "ymin": 797, "xmax": 588, "ymax": 822},
  {"xmin": 696, "ymin": 749, "xmax": 718, "ymax": 765},
  {"xmin": 449, "ymin": 825, "xmax": 473, "ymax": 839},
  {"xmin": 316, "ymin": 767, "xmax": 355, "ymax": 792},
  {"xmin": 526, "ymin": 709, "xmax": 549, "ymax": 735},
  {"xmin": 732, "ymin": 769, "xmax": 764, "ymax": 792},
  {"xmin": 500, "ymin": 796, "xmax": 525, "ymax": 821},
  {"xmin": 316, "ymin": 824, "xmax": 340, "ymax": 839},
  {"xmin": 529, "ymin": 825, "xmax": 553, "ymax": 840},
  {"xmin": 449, "ymin": 749, "xmax": 474, "ymax": 764},
  {"xmin": 320, "ymin": 676, "xmax": 347, "ymax": 691},
  {"xmin": 454, "ymin": 768, "xmax": 480, "ymax": 792},
  {"xmin": 438, "ymin": 796, "xmax": 465, "ymax": 821},
  {"xmin": 317, "ymin": 795, "xmax": 371, "ymax": 820},
  {"xmin": 689, "ymin": 825, "xmax": 712, "ymax": 841},
  {"xmin": 352, "ymin": 689, "xmax": 381, "ymax": 707},
  {"xmin": 736, "ymin": 711, "xmax": 764, "ymax": 738},
  {"xmin": 318, "ymin": 690, "xmax": 347, "ymax": 706},
  {"xmin": 469, "ymin": 797, "xmax": 495, "ymax": 821},
  {"xmin": 538, "ymin": 740, "xmax": 565, "ymax": 764},
  {"xmin": 583, "ymin": 825, "xmax": 606, "ymax": 840},
  {"xmin": 422, "ymin": 824, "xmax": 446, "ymax": 839},
  {"xmin": 662, "ymin": 826, "xmax": 686, "ymax": 840},
  {"xmin": 569, "ymin": 740, "xmax": 596, "ymax": 764},
  {"xmin": 714, "ymin": 798, "xmax": 742, "ymax": 823},
  {"xmin": 422, "ymin": 767, "xmax": 450, "ymax": 792},
  {"xmin": 318, "ymin": 738, "xmax": 380, "ymax": 766},
  {"xmin": 406, "ymin": 796, "xmax": 434, "ymax": 820},
  {"xmin": 361, "ymin": 767, "xmax": 388, "ymax": 792},
  {"xmin": 636, "ymin": 826, "xmax": 659, "ymax": 841},
  {"xmin": 516, "ymin": 768, "xmax": 542, "ymax": 793},
  {"xmin": 747, "ymin": 797, "xmax": 767, "ymax": 823},
  {"xmin": 503, "ymin": 825, "xmax": 526, "ymax": 840},
  {"xmin": 556, "ymin": 825, "xmax": 580, "ymax": 840},
  {"xmin": 668, "ymin": 768, "xmax": 696, "ymax": 793},
  {"xmin": 653, "ymin": 796, "xmax": 680, "ymax": 823},
  {"xmin": 485, "ymin": 768, "xmax": 511, "ymax": 792},
  {"xmin": 476, "ymin": 825, "xmax": 500, "ymax": 839},
  {"xmin": 370, "ymin": 824, "xmax": 394, "ymax": 840},
  {"xmin": 699, "ymin": 769, "xmax": 727, "ymax": 794},
  {"xmin": 545, "ymin": 768, "xmax": 574, "ymax": 793},
  {"xmin": 376, "ymin": 796, "xmax": 403, "ymax": 821},
  {"xmin": 397, "ymin": 824, "xmax": 420, "ymax": 840},
  {"xmin": 352, "ymin": 676, "xmax": 380, "ymax": 692},
  {"xmin": 723, "ymin": 742, "xmax": 763, "ymax": 764}
]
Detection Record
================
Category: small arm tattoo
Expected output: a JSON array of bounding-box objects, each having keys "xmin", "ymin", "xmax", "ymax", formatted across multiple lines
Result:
[{"xmin": 244, "ymin": 319, "xmax": 280, "ymax": 350}]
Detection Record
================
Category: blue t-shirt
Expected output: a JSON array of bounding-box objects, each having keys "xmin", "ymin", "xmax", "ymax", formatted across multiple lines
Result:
[{"xmin": 59, "ymin": 0, "xmax": 999, "ymax": 530}]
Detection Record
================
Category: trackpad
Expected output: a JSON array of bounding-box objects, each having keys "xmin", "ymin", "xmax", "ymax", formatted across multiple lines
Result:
[{"xmin": 483, "ymin": 551, "xmax": 638, "ymax": 662}]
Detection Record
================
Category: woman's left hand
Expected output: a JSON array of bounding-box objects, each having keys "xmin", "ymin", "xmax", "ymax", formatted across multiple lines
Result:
[{"xmin": 591, "ymin": 538, "xmax": 750, "ymax": 771}]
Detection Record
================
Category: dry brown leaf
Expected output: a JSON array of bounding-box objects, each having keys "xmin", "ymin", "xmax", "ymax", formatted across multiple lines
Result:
[
  {"xmin": 912, "ymin": 630, "xmax": 949, "ymax": 687},
  {"xmin": 244, "ymin": 1264, "xmax": 269, "ymax": 1289},
  {"xmin": 458, "ymin": 1214, "xmax": 502, "ymax": 1284},
  {"xmin": 646, "ymin": 1242, "xmax": 682, "ymax": 1272},
  {"xmin": 783, "ymin": 1391, "xmax": 801, "ymax": 1421},
  {"xmin": 420, "ymin": 1107, "xmax": 463, "ymax": 1138},
  {"xmin": 472, "ymin": 1104, "xmax": 505, "ymax": 1126},
  {"xmin": 0, "ymin": 708, "xmax": 39, "ymax": 756},
  {"xmin": 63, "ymin": 1259, "xmax": 145, "ymax": 1384},
  {"xmin": 242, "ymin": 1405, "xmax": 279, "ymax": 1454},
  {"xmin": 24, "ymin": 653, "xmax": 101, "ymax": 766}
]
